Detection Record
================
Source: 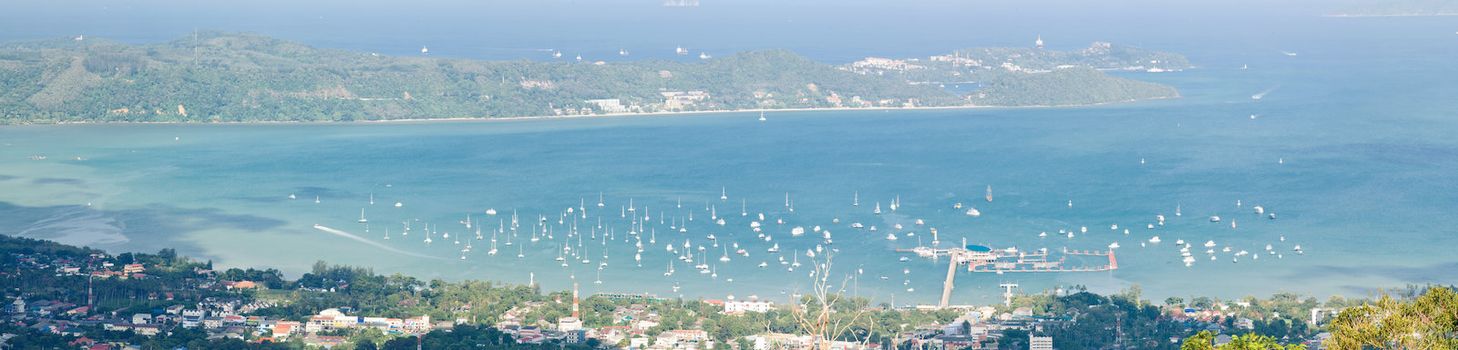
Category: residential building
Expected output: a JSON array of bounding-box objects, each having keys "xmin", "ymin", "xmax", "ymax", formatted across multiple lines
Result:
[
  {"xmin": 272, "ymin": 321, "xmax": 302, "ymax": 340},
  {"xmin": 557, "ymin": 316, "xmax": 583, "ymax": 332},
  {"xmin": 1030, "ymin": 335, "xmax": 1053, "ymax": 350},
  {"xmin": 181, "ymin": 309, "xmax": 206, "ymax": 328},
  {"xmin": 723, "ymin": 298, "xmax": 774, "ymax": 315},
  {"xmin": 7, "ymin": 297, "xmax": 23, "ymax": 315},
  {"xmin": 586, "ymin": 99, "xmax": 629, "ymax": 114}
]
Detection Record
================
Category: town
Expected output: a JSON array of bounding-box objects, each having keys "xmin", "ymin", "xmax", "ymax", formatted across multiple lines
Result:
[{"xmin": 2, "ymin": 234, "xmax": 1423, "ymax": 350}]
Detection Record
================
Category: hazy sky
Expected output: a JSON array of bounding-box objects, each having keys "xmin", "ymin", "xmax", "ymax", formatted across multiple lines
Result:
[{"xmin": 0, "ymin": 0, "xmax": 1382, "ymax": 61}]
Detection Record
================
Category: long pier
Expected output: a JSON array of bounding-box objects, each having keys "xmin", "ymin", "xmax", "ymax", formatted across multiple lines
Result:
[
  {"xmin": 897, "ymin": 245, "xmax": 1117, "ymax": 307},
  {"xmin": 969, "ymin": 265, "xmax": 1114, "ymax": 273}
]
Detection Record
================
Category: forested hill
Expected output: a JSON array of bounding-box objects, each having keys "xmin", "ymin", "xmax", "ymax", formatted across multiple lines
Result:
[
  {"xmin": 0, "ymin": 33, "xmax": 952, "ymax": 123},
  {"xmin": 0, "ymin": 32, "xmax": 1184, "ymax": 124}
]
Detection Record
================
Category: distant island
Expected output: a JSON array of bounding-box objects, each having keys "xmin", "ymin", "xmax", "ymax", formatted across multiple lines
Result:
[
  {"xmin": 846, "ymin": 41, "xmax": 1188, "ymax": 107},
  {"xmin": 0, "ymin": 33, "xmax": 1189, "ymax": 124}
]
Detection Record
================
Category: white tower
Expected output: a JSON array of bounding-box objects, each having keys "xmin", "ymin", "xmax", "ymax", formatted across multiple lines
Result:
[{"xmin": 1035, "ymin": 35, "xmax": 1045, "ymax": 49}]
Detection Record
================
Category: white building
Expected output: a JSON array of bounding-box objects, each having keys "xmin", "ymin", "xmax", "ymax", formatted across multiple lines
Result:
[
  {"xmin": 7, "ymin": 297, "xmax": 24, "ymax": 315},
  {"xmin": 1310, "ymin": 308, "xmax": 1333, "ymax": 326},
  {"xmin": 181, "ymin": 309, "xmax": 206, "ymax": 328},
  {"xmin": 850, "ymin": 57, "xmax": 923, "ymax": 72},
  {"xmin": 722, "ymin": 298, "xmax": 774, "ymax": 315},
  {"xmin": 586, "ymin": 99, "xmax": 629, "ymax": 113},
  {"xmin": 558, "ymin": 316, "xmax": 583, "ymax": 332},
  {"xmin": 1030, "ymin": 335, "xmax": 1054, "ymax": 350},
  {"xmin": 746, "ymin": 333, "xmax": 872, "ymax": 350},
  {"xmin": 660, "ymin": 91, "xmax": 710, "ymax": 110}
]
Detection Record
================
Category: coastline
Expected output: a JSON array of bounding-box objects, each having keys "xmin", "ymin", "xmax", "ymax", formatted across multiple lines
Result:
[{"xmin": 2, "ymin": 97, "xmax": 1177, "ymax": 127}]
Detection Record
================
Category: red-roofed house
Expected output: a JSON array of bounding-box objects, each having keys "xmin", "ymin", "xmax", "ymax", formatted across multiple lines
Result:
[
  {"xmin": 272, "ymin": 321, "xmax": 302, "ymax": 339},
  {"xmin": 69, "ymin": 337, "xmax": 96, "ymax": 347}
]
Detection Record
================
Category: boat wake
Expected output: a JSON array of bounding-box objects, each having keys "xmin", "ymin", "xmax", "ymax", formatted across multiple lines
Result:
[
  {"xmin": 1251, "ymin": 85, "xmax": 1280, "ymax": 100},
  {"xmin": 312, "ymin": 224, "xmax": 442, "ymax": 259}
]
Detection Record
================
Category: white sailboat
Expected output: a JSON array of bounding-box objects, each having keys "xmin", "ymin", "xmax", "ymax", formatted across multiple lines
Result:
[{"xmin": 357, "ymin": 209, "xmax": 368, "ymax": 223}]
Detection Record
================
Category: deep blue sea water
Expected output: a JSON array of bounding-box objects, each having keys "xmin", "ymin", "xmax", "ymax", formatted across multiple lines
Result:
[{"xmin": 1, "ymin": 1, "xmax": 1457, "ymax": 304}]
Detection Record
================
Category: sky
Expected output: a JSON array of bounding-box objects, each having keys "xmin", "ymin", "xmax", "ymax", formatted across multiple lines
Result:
[{"xmin": 0, "ymin": 0, "xmax": 1392, "ymax": 61}]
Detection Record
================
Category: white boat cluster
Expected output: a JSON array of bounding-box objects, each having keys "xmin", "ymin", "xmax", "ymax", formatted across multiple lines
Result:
[
  {"xmin": 1033, "ymin": 198, "xmax": 1305, "ymax": 268},
  {"xmin": 295, "ymin": 183, "xmax": 1308, "ymax": 297},
  {"xmin": 303, "ymin": 187, "xmax": 955, "ymax": 295}
]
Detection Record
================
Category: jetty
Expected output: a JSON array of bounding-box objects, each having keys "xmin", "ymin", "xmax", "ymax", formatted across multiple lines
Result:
[{"xmin": 898, "ymin": 243, "xmax": 1117, "ymax": 308}]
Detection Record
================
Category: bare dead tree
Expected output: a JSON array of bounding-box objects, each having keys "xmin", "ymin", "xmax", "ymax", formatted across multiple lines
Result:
[{"xmin": 788, "ymin": 251, "xmax": 877, "ymax": 349}]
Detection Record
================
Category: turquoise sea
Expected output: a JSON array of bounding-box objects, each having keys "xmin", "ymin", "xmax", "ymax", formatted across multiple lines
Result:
[{"xmin": 2, "ymin": 7, "xmax": 1457, "ymax": 304}]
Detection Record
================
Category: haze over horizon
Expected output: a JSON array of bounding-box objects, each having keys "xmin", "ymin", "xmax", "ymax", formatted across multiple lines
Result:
[{"xmin": 0, "ymin": 0, "xmax": 1373, "ymax": 62}]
